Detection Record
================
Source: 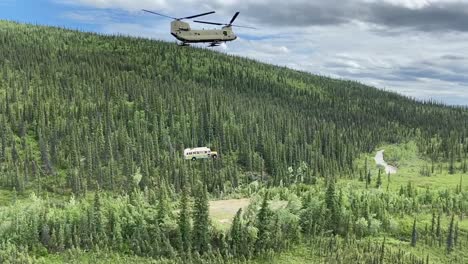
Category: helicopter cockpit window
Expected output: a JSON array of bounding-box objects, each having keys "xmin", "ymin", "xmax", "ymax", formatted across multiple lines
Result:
[{"xmin": 223, "ymin": 31, "xmax": 228, "ymax": 36}]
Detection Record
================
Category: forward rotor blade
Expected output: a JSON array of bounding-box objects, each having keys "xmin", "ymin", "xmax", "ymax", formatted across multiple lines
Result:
[
  {"xmin": 182, "ymin": 11, "xmax": 215, "ymax": 19},
  {"xmin": 229, "ymin": 12, "xmax": 240, "ymax": 25},
  {"xmin": 142, "ymin": 9, "xmax": 176, "ymax": 19},
  {"xmin": 193, "ymin": 20, "xmax": 225, "ymax": 26}
]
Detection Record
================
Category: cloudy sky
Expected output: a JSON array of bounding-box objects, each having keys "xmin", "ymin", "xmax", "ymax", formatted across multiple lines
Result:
[{"xmin": 2, "ymin": 0, "xmax": 468, "ymax": 106}]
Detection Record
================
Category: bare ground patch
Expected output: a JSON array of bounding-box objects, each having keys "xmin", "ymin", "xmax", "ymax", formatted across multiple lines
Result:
[{"xmin": 209, "ymin": 198, "xmax": 250, "ymax": 228}]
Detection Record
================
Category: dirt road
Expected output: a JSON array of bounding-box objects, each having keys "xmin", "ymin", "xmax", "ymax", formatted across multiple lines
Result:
[{"xmin": 375, "ymin": 150, "xmax": 397, "ymax": 174}]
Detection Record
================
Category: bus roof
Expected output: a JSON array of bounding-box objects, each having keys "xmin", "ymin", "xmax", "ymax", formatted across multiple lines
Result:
[{"xmin": 184, "ymin": 147, "xmax": 211, "ymax": 153}]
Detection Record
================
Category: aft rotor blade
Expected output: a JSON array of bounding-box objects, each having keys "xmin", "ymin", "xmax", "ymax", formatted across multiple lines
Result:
[
  {"xmin": 229, "ymin": 12, "xmax": 240, "ymax": 25},
  {"xmin": 183, "ymin": 11, "xmax": 216, "ymax": 20},
  {"xmin": 231, "ymin": 24, "xmax": 256, "ymax": 29},
  {"xmin": 193, "ymin": 20, "xmax": 225, "ymax": 26},
  {"xmin": 142, "ymin": 9, "xmax": 176, "ymax": 19}
]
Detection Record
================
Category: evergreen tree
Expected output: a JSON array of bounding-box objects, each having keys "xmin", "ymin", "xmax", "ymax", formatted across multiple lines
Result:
[
  {"xmin": 379, "ymin": 237, "xmax": 386, "ymax": 264},
  {"xmin": 325, "ymin": 180, "xmax": 339, "ymax": 234},
  {"xmin": 386, "ymin": 172, "xmax": 391, "ymax": 191},
  {"xmin": 411, "ymin": 218, "xmax": 417, "ymax": 247},
  {"xmin": 192, "ymin": 183, "xmax": 210, "ymax": 254},
  {"xmin": 436, "ymin": 213, "xmax": 442, "ymax": 247},
  {"xmin": 255, "ymin": 192, "xmax": 271, "ymax": 254},
  {"xmin": 376, "ymin": 168, "xmax": 382, "ymax": 188},
  {"xmin": 430, "ymin": 211, "xmax": 436, "ymax": 245},
  {"xmin": 449, "ymin": 152, "xmax": 455, "ymax": 175},
  {"xmin": 366, "ymin": 171, "xmax": 372, "ymax": 188},
  {"xmin": 229, "ymin": 208, "xmax": 243, "ymax": 257},
  {"xmin": 446, "ymin": 215, "xmax": 455, "ymax": 253},
  {"xmin": 178, "ymin": 186, "xmax": 192, "ymax": 256},
  {"xmin": 93, "ymin": 190, "xmax": 105, "ymax": 245},
  {"xmin": 463, "ymin": 156, "xmax": 467, "ymax": 173},
  {"xmin": 157, "ymin": 185, "xmax": 169, "ymax": 225}
]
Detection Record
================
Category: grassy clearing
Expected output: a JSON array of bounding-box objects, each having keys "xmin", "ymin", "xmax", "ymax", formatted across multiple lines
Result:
[{"xmin": 209, "ymin": 198, "xmax": 288, "ymax": 230}]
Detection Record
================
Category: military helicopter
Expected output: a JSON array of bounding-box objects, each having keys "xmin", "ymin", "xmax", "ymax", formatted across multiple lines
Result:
[{"xmin": 142, "ymin": 9, "xmax": 255, "ymax": 47}]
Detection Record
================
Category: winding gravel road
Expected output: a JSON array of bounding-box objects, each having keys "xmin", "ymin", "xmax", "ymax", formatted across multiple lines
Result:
[{"xmin": 375, "ymin": 150, "xmax": 398, "ymax": 174}]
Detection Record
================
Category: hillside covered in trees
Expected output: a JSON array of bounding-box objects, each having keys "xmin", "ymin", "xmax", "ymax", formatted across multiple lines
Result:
[{"xmin": 0, "ymin": 20, "xmax": 467, "ymax": 263}]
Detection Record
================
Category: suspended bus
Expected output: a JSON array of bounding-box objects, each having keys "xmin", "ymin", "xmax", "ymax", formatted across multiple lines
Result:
[{"xmin": 184, "ymin": 147, "xmax": 218, "ymax": 160}]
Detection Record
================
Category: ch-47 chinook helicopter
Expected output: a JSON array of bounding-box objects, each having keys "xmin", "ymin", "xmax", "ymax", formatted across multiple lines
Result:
[{"xmin": 142, "ymin": 9, "xmax": 255, "ymax": 47}]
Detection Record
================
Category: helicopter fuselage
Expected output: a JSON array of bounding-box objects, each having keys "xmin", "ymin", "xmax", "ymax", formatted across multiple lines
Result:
[{"xmin": 170, "ymin": 20, "xmax": 237, "ymax": 43}]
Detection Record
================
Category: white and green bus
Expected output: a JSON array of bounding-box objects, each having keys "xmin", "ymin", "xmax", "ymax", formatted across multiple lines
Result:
[{"xmin": 184, "ymin": 147, "xmax": 218, "ymax": 160}]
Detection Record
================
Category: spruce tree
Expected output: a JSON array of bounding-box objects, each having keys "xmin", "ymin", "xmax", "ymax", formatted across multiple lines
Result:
[
  {"xmin": 192, "ymin": 183, "xmax": 210, "ymax": 254},
  {"xmin": 178, "ymin": 186, "xmax": 192, "ymax": 256},
  {"xmin": 449, "ymin": 152, "xmax": 455, "ymax": 175},
  {"xmin": 325, "ymin": 180, "xmax": 339, "ymax": 234},
  {"xmin": 386, "ymin": 172, "xmax": 391, "ymax": 191},
  {"xmin": 446, "ymin": 214, "xmax": 455, "ymax": 253},
  {"xmin": 379, "ymin": 237, "xmax": 386, "ymax": 264},
  {"xmin": 366, "ymin": 171, "xmax": 371, "ymax": 188},
  {"xmin": 93, "ymin": 190, "xmax": 104, "ymax": 245},
  {"xmin": 157, "ymin": 185, "xmax": 169, "ymax": 225},
  {"xmin": 255, "ymin": 192, "xmax": 271, "ymax": 254},
  {"xmin": 430, "ymin": 212, "xmax": 436, "ymax": 245},
  {"xmin": 463, "ymin": 156, "xmax": 467, "ymax": 173},
  {"xmin": 436, "ymin": 213, "xmax": 441, "ymax": 247},
  {"xmin": 376, "ymin": 168, "xmax": 382, "ymax": 188},
  {"xmin": 411, "ymin": 219, "xmax": 417, "ymax": 247},
  {"xmin": 230, "ymin": 208, "xmax": 243, "ymax": 257}
]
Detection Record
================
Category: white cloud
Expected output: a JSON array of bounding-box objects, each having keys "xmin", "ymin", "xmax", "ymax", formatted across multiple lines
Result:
[{"xmin": 368, "ymin": 0, "xmax": 466, "ymax": 9}]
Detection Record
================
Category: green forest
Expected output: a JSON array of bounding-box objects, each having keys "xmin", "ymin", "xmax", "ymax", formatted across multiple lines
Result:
[{"xmin": 0, "ymin": 20, "xmax": 467, "ymax": 263}]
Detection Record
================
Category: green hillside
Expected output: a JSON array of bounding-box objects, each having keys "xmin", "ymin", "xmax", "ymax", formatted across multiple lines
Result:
[{"xmin": 0, "ymin": 21, "xmax": 467, "ymax": 263}]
